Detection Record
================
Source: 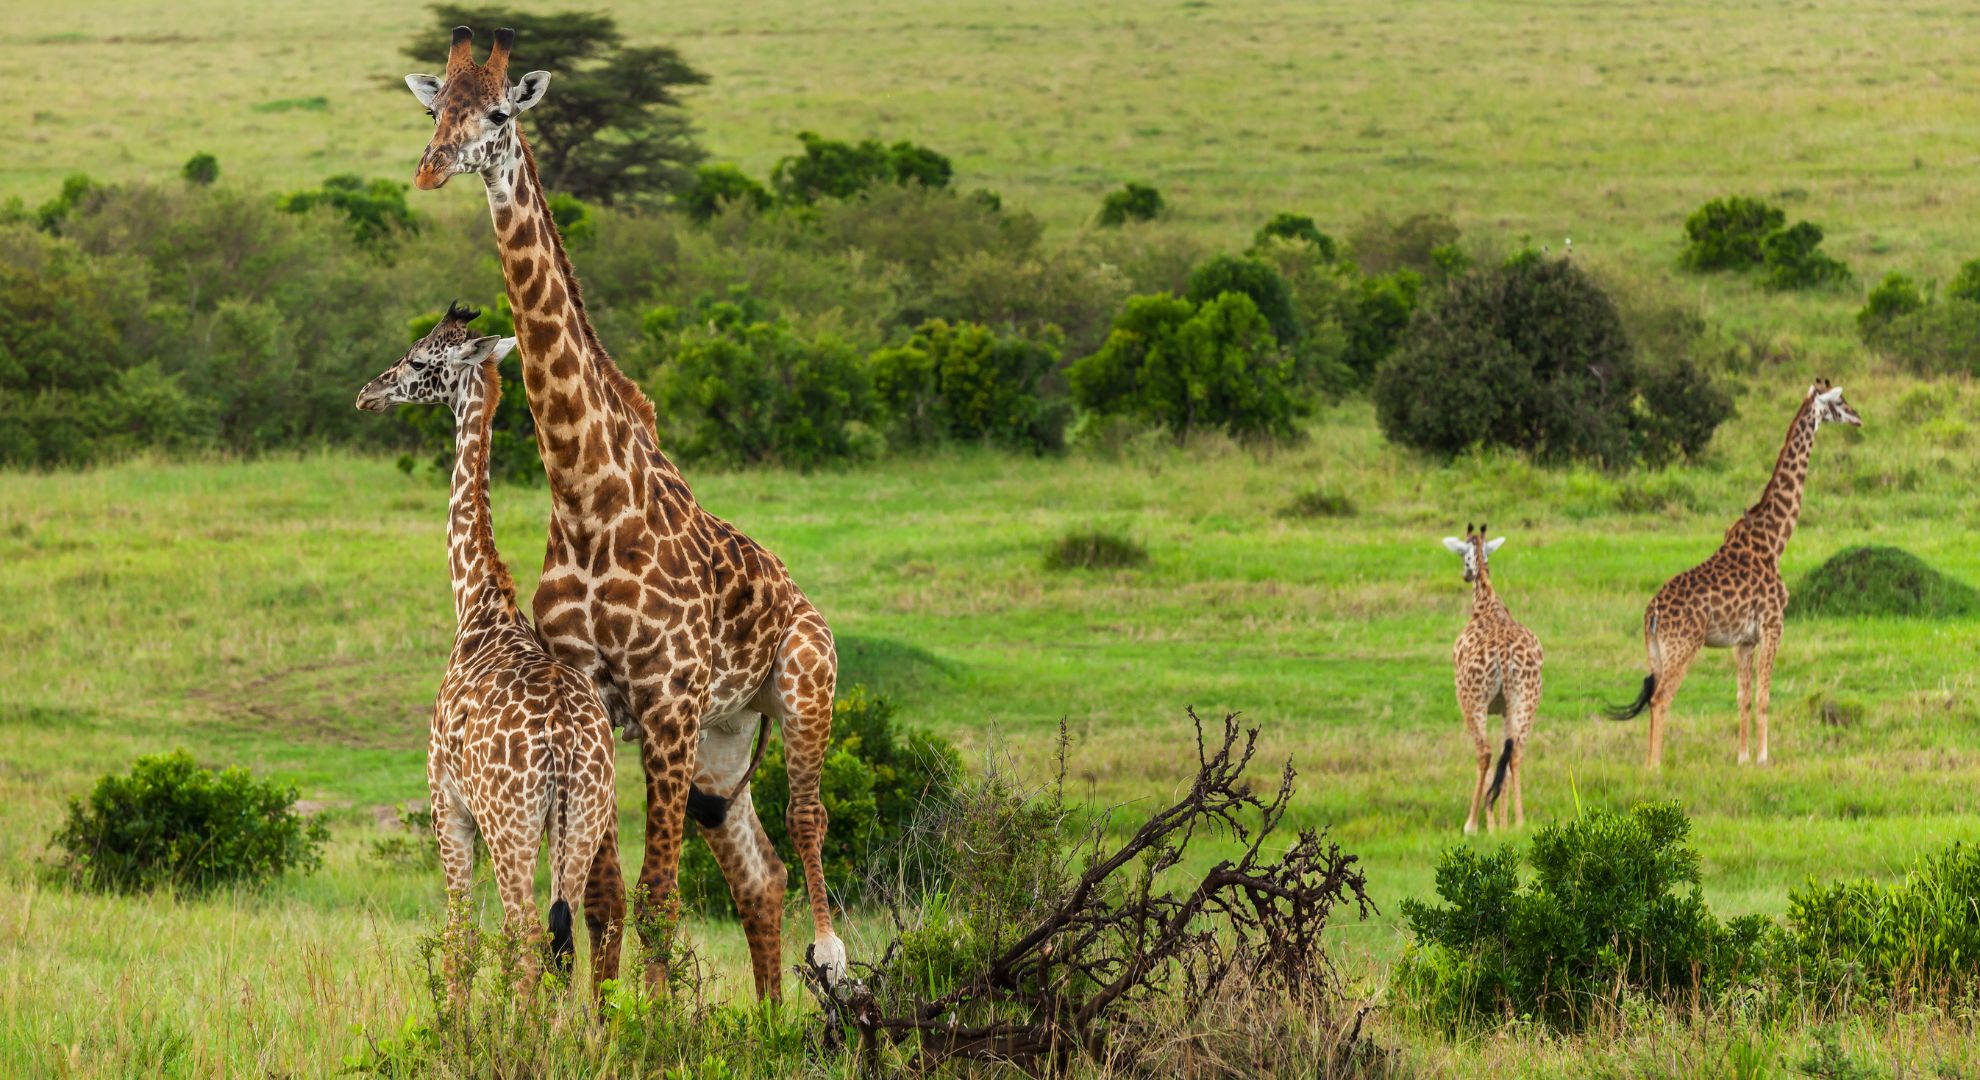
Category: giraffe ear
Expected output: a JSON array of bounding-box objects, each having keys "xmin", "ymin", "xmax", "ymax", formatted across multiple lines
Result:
[
  {"xmin": 510, "ymin": 71, "xmax": 552, "ymax": 113},
  {"xmin": 1442, "ymin": 537, "xmax": 1470, "ymax": 555},
  {"xmin": 459, "ymin": 335, "xmax": 510, "ymax": 364},
  {"xmin": 1820, "ymin": 386, "xmax": 1844, "ymax": 403},
  {"xmin": 406, "ymin": 74, "xmax": 442, "ymax": 108},
  {"xmin": 491, "ymin": 337, "xmax": 518, "ymax": 361},
  {"xmin": 1485, "ymin": 537, "xmax": 1506, "ymax": 555}
]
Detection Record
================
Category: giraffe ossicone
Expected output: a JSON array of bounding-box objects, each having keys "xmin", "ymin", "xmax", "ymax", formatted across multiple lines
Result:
[{"xmin": 403, "ymin": 26, "xmax": 849, "ymax": 997}]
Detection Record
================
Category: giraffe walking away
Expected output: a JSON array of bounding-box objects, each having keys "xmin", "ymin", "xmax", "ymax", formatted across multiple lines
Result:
[
  {"xmin": 1607, "ymin": 380, "xmax": 1862, "ymax": 769},
  {"xmin": 403, "ymin": 27, "xmax": 846, "ymax": 997},
  {"xmin": 356, "ymin": 303, "xmax": 620, "ymax": 999},
  {"xmin": 1442, "ymin": 523, "xmax": 1543, "ymax": 834}
]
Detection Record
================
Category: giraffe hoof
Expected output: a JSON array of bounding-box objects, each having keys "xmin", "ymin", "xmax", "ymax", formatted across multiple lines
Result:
[
  {"xmin": 1462, "ymin": 821, "xmax": 1477, "ymax": 836},
  {"xmin": 1756, "ymin": 752, "xmax": 1770, "ymax": 766},
  {"xmin": 1737, "ymin": 751, "xmax": 1751, "ymax": 765},
  {"xmin": 809, "ymin": 933, "xmax": 848, "ymax": 985}
]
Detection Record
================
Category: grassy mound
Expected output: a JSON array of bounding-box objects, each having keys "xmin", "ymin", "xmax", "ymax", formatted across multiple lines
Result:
[
  {"xmin": 1044, "ymin": 530, "xmax": 1149, "ymax": 571},
  {"xmin": 1790, "ymin": 545, "xmax": 1980, "ymax": 619}
]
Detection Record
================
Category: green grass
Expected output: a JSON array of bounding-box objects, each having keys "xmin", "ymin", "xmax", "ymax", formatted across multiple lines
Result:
[{"xmin": 4, "ymin": 369, "xmax": 1980, "ymax": 1074}]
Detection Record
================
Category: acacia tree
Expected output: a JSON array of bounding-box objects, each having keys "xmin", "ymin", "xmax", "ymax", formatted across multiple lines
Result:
[{"xmin": 404, "ymin": 6, "xmax": 708, "ymax": 204}]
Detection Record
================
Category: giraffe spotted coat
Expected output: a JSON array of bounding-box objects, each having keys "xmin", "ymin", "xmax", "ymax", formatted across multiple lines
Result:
[{"xmin": 1444, "ymin": 526, "xmax": 1541, "ymax": 834}]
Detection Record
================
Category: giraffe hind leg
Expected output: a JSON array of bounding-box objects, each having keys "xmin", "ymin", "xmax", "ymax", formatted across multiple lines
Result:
[{"xmin": 767, "ymin": 610, "xmax": 846, "ymax": 980}]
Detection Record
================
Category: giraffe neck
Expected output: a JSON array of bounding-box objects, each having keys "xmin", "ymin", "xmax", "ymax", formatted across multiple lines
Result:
[
  {"xmin": 1734, "ymin": 395, "xmax": 1820, "ymax": 563},
  {"xmin": 447, "ymin": 362, "xmax": 520, "ymax": 626},
  {"xmin": 479, "ymin": 128, "xmax": 689, "ymax": 519},
  {"xmin": 1470, "ymin": 567, "xmax": 1504, "ymax": 619}
]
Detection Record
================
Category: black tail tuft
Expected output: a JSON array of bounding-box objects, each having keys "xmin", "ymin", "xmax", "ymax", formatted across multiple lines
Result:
[
  {"xmin": 548, "ymin": 898, "xmax": 574, "ymax": 975},
  {"xmin": 1485, "ymin": 737, "xmax": 1514, "ymax": 810},
  {"xmin": 685, "ymin": 784, "xmax": 730, "ymax": 829},
  {"xmin": 1605, "ymin": 674, "xmax": 1656, "ymax": 722}
]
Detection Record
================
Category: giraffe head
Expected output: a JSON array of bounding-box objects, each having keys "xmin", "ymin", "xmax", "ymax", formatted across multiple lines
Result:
[
  {"xmin": 404, "ymin": 27, "xmax": 551, "ymax": 190},
  {"xmin": 355, "ymin": 302, "xmax": 516, "ymax": 413},
  {"xmin": 1440, "ymin": 523, "xmax": 1505, "ymax": 585},
  {"xmin": 1807, "ymin": 378, "xmax": 1863, "ymax": 428}
]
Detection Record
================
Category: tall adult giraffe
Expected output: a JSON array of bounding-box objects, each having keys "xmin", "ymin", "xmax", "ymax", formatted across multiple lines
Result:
[
  {"xmin": 1608, "ymin": 380, "xmax": 1862, "ymax": 769},
  {"xmin": 403, "ymin": 26, "xmax": 846, "ymax": 997}
]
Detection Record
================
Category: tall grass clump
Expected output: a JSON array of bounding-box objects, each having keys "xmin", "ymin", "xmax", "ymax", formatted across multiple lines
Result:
[
  {"xmin": 1782, "ymin": 843, "xmax": 1980, "ymax": 1010},
  {"xmin": 48, "ymin": 749, "xmax": 328, "ymax": 894},
  {"xmin": 1043, "ymin": 529, "xmax": 1149, "ymax": 571}
]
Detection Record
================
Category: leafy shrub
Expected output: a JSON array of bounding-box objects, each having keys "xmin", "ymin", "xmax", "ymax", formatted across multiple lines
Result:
[
  {"xmin": 1095, "ymin": 182, "xmax": 1164, "ymax": 226},
  {"xmin": 48, "ymin": 750, "xmax": 328, "ymax": 894},
  {"xmin": 681, "ymin": 163, "xmax": 772, "ymax": 222},
  {"xmin": 913, "ymin": 248, "xmax": 1130, "ymax": 359},
  {"xmin": 544, "ymin": 193, "xmax": 596, "ymax": 246},
  {"xmin": 1947, "ymin": 258, "xmax": 1980, "ymax": 303},
  {"xmin": 1789, "ymin": 545, "xmax": 1980, "ymax": 619},
  {"xmin": 1782, "ymin": 842, "xmax": 1980, "ymax": 1004},
  {"xmin": 1866, "ymin": 299, "xmax": 1980, "ymax": 377},
  {"xmin": 1681, "ymin": 196, "xmax": 1785, "ymax": 272},
  {"xmin": 1185, "ymin": 254, "xmax": 1303, "ymax": 346},
  {"xmin": 1374, "ymin": 254, "xmax": 1729, "ymax": 466},
  {"xmin": 1348, "ymin": 211, "xmax": 1460, "ymax": 276},
  {"xmin": 277, "ymin": 175, "xmax": 423, "ymax": 252},
  {"xmin": 1281, "ymin": 488, "xmax": 1355, "ymax": 519},
  {"xmin": 1857, "ymin": 272, "xmax": 1926, "ymax": 339},
  {"xmin": 181, "ymin": 153, "xmax": 220, "ymax": 187},
  {"xmin": 1043, "ymin": 529, "xmax": 1148, "ymax": 570},
  {"xmin": 1343, "ymin": 269, "xmax": 1421, "ymax": 379},
  {"xmin": 34, "ymin": 173, "xmax": 100, "ymax": 234},
  {"xmin": 771, "ymin": 132, "xmax": 952, "ymax": 204},
  {"xmin": 1760, "ymin": 221, "xmax": 1850, "ymax": 291},
  {"xmin": 652, "ymin": 304, "xmax": 876, "ymax": 467},
  {"xmin": 1252, "ymin": 212, "xmax": 1338, "ymax": 261},
  {"xmin": 1068, "ymin": 292, "xmax": 1304, "ymax": 442},
  {"xmin": 868, "ymin": 319, "xmax": 1067, "ymax": 451},
  {"xmin": 806, "ymin": 182, "xmax": 1040, "ymax": 279},
  {"xmin": 1396, "ymin": 802, "xmax": 1769, "ymax": 1032},
  {"xmin": 679, "ymin": 686, "xmax": 961, "ymax": 914}
]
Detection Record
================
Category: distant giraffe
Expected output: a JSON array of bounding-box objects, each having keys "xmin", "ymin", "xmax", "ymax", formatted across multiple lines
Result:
[
  {"xmin": 1442, "ymin": 523, "xmax": 1543, "ymax": 833},
  {"xmin": 1608, "ymin": 380, "xmax": 1863, "ymax": 768},
  {"xmin": 356, "ymin": 304, "xmax": 619, "ymax": 998},
  {"xmin": 402, "ymin": 27, "xmax": 845, "ymax": 996}
]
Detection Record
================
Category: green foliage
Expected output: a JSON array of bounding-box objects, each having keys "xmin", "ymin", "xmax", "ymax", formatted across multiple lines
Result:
[
  {"xmin": 544, "ymin": 192, "xmax": 595, "ymax": 246},
  {"xmin": 1681, "ymin": 195, "xmax": 1786, "ymax": 272},
  {"xmin": 1252, "ymin": 212, "xmax": 1338, "ymax": 261},
  {"xmin": 277, "ymin": 175, "xmax": 422, "ymax": 252},
  {"xmin": 1068, "ymin": 291, "xmax": 1304, "ymax": 442},
  {"xmin": 1374, "ymin": 255, "xmax": 1728, "ymax": 466},
  {"xmin": 869, "ymin": 319, "xmax": 1067, "ymax": 451},
  {"xmin": 681, "ymin": 163, "xmax": 772, "ymax": 222},
  {"xmin": 1348, "ymin": 211, "xmax": 1460, "ymax": 276},
  {"xmin": 180, "ymin": 153, "xmax": 219, "ymax": 187},
  {"xmin": 1281, "ymin": 488, "xmax": 1355, "ymax": 519},
  {"xmin": 1095, "ymin": 181, "xmax": 1164, "ymax": 226},
  {"xmin": 1760, "ymin": 220, "xmax": 1851, "ymax": 291},
  {"xmin": 651, "ymin": 302, "xmax": 876, "ymax": 467},
  {"xmin": 1396, "ymin": 802, "xmax": 1765, "ymax": 1032},
  {"xmin": 48, "ymin": 750, "xmax": 327, "ymax": 895},
  {"xmin": 408, "ymin": 6, "xmax": 709, "ymax": 204},
  {"xmin": 1783, "ymin": 843, "xmax": 1980, "ymax": 1006},
  {"xmin": 680, "ymin": 687, "xmax": 961, "ymax": 915},
  {"xmin": 1947, "ymin": 258, "xmax": 1980, "ymax": 304},
  {"xmin": 1185, "ymin": 253, "xmax": 1303, "ymax": 346},
  {"xmin": 1043, "ymin": 529, "xmax": 1148, "ymax": 570},
  {"xmin": 1789, "ymin": 545, "xmax": 1980, "ymax": 619},
  {"xmin": 770, "ymin": 132, "xmax": 953, "ymax": 204},
  {"xmin": 1343, "ymin": 269, "xmax": 1421, "ymax": 379},
  {"xmin": 34, "ymin": 173, "xmax": 100, "ymax": 234},
  {"xmin": 1857, "ymin": 272, "xmax": 1926, "ymax": 339},
  {"xmin": 1865, "ymin": 299, "xmax": 1980, "ymax": 377}
]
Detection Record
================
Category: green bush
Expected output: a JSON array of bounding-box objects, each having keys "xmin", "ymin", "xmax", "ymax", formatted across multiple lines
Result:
[
  {"xmin": 1857, "ymin": 272, "xmax": 1926, "ymax": 339},
  {"xmin": 680, "ymin": 686, "xmax": 961, "ymax": 915},
  {"xmin": 1396, "ymin": 802, "xmax": 1768, "ymax": 1032},
  {"xmin": 1867, "ymin": 299, "xmax": 1980, "ymax": 377},
  {"xmin": 1068, "ymin": 291, "xmax": 1304, "ymax": 442},
  {"xmin": 681, "ymin": 163, "xmax": 772, "ymax": 222},
  {"xmin": 1760, "ymin": 221, "xmax": 1850, "ymax": 291},
  {"xmin": 181, "ymin": 153, "xmax": 220, "ymax": 187},
  {"xmin": 1789, "ymin": 545, "xmax": 1980, "ymax": 619},
  {"xmin": 1281, "ymin": 488, "xmax": 1355, "ymax": 519},
  {"xmin": 1681, "ymin": 195, "xmax": 1786, "ymax": 272},
  {"xmin": 1043, "ymin": 529, "xmax": 1148, "ymax": 570},
  {"xmin": 913, "ymin": 248, "xmax": 1130, "ymax": 359},
  {"xmin": 868, "ymin": 319, "xmax": 1067, "ymax": 452},
  {"xmin": 48, "ymin": 750, "xmax": 328, "ymax": 894},
  {"xmin": 34, "ymin": 173, "xmax": 100, "ymax": 234},
  {"xmin": 1348, "ymin": 211, "xmax": 1460, "ymax": 276},
  {"xmin": 1782, "ymin": 842, "xmax": 1980, "ymax": 1004},
  {"xmin": 1184, "ymin": 254, "xmax": 1303, "ymax": 346},
  {"xmin": 1095, "ymin": 182, "xmax": 1164, "ymax": 226},
  {"xmin": 1252, "ymin": 212, "xmax": 1338, "ymax": 261},
  {"xmin": 1946, "ymin": 258, "xmax": 1980, "ymax": 303},
  {"xmin": 1343, "ymin": 269, "xmax": 1421, "ymax": 379},
  {"xmin": 1374, "ymin": 254, "xmax": 1728, "ymax": 466},
  {"xmin": 652, "ymin": 303, "xmax": 876, "ymax": 467},
  {"xmin": 771, "ymin": 132, "xmax": 952, "ymax": 204},
  {"xmin": 277, "ymin": 175, "xmax": 423, "ymax": 253}
]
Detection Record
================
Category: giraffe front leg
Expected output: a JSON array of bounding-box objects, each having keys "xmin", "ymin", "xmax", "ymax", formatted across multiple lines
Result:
[
  {"xmin": 631, "ymin": 688, "xmax": 707, "ymax": 994},
  {"xmin": 1735, "ymin": 644, "xmax": 1755, "ymax": 765},
  {"xmin": 1755, "ymin": 621, "xmax": 1783, "ymax": 765},
  {"xmin": 771, "ymin": 613, "xmax": 845, "ymax": 982}
]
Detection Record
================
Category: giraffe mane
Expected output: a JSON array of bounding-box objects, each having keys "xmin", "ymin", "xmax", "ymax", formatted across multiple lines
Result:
[{"xmin": 515, "ymin": 131, "xmax": 659, "ymax": 434}]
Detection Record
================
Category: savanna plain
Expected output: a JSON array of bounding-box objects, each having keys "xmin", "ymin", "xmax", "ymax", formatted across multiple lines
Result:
[{"xmin": 5, "ymin": 0, "xmax": 1980, "ymax": 1077}]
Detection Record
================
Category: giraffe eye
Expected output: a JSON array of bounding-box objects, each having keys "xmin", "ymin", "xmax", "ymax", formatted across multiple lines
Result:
[{"xmin": 488, "ymin": 110, "xmax": 509, "ymax": 125}]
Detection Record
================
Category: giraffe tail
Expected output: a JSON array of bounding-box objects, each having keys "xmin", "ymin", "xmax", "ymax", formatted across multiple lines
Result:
[
  {"xmin": 686, "ymin": 785, "xmax": 730, "ymax": 829},
  {"xmin": 1485, "ymin": 737, "xmax": 1514, "ymax": 809},
  {"xmin": 1605, "ymin": 674, "xmax": 1656, "ymax": 721}
]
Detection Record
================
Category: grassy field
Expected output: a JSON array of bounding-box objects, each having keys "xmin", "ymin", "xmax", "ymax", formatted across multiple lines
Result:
[{"xmin": 5, "ymin": 366, "xmax": 1980, "ymax": 1074}]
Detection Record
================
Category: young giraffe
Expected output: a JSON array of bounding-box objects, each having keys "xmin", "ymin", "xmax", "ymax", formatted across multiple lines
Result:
[
  {"xmin": 404, "ymin": 27, "xmax": 845, "ymax": 997},
  {"xmin": 355, "ymin": 303, "xmax": 619, "ymax": 997},
  {"xmin": 1608, "ymin": 380, "xmax": 1862, "ymax": 768},
  {"xmin": 1442, "ymin": 523, "xmax": 1542, "ymax": 834}
]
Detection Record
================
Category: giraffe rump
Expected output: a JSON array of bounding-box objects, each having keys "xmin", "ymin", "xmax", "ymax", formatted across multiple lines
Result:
[{"xmin": 1606, "ymin": 673, "xmax": 1656, "ymax": 721}]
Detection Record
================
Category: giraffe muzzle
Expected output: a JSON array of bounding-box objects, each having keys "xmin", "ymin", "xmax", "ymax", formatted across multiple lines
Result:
[
  {"xmin": 355, "ymin": 386, "xmax": 393, "ymax": 412},
  {"xmin": 414, "ymin": 148, "xmax": 456, "ymax": 190}
]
